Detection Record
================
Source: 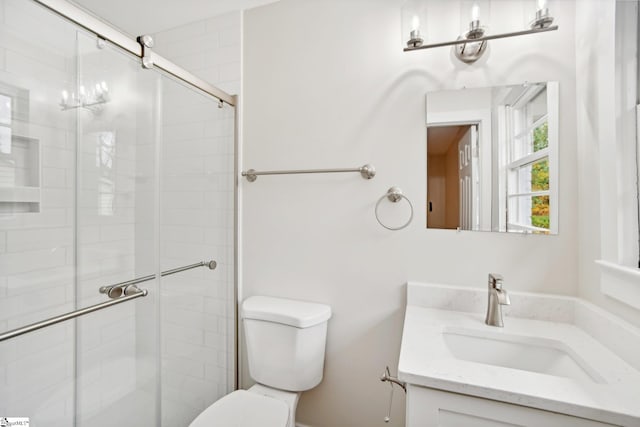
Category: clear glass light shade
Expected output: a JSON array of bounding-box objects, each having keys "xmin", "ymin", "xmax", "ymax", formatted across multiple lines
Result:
[
  {"xmin": 401, "ymin": 1, "xmax": 428, "ymax": 48},
  {"xmin": 530, "ymin": 0, "xmax": 555, "ymax": 28},
  {"xmin": 459, "ymin": 0, "xmax": 490, "ymax": 38}
]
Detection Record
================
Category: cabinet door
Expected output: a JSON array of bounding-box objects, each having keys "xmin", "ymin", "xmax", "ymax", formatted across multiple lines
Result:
[{"xmin": 406, "ymin": 386, "xmax": 621, "ymax": 427}]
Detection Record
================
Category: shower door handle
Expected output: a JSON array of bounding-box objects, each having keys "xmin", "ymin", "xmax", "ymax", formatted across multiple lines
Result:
[{"xmin": 0, "ymin": 286, "xmax": 148, "ymax": 342}]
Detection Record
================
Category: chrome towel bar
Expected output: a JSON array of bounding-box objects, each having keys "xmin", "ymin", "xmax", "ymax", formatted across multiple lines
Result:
[
  {"xmin": 99, "ymin": 260, "xmax": 217, "ymax": 298},
  {"xmin": 241, "ymin": 164, "xmax": 376, "ymax": 182},
  {"xmin": 0, "ymin": 286, "xmax": 147, "ymax": 343}
]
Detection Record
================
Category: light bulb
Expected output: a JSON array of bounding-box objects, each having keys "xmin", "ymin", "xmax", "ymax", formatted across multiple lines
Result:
[
  {"xmin": 411, "ymin": 15, "xmax": 420, "ymax": 32},
  {"xmin": 471, "ymin": 3, "xmax": 480, "ymax": 21},
  {"xmin": 537, "ymin": 0, "xmax": 548, "ymax": 11},
  {"xmin": 61, "ymin": 90, "xmax": 68, "ymax": 101},
  {"xmin": 407, "ymin": 12, "xmax": 424, "ymax": 48}
]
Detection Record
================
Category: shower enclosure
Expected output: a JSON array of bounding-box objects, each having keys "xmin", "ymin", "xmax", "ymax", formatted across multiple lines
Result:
[{"xmin": 0, "ymin": 0, "xmax": 237, "ymax": 426}]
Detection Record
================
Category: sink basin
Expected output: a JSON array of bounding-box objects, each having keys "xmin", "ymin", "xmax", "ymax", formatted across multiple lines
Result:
[
  {"xmin": 398, "ymin": 282, "xmax": 640, "ymax": 426},
  {"xmin": 442, "ymin": 327, "xmax": 605, "ymax": 383}
]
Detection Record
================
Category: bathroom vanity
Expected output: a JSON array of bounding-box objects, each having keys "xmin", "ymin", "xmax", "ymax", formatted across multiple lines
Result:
[
  {"xmin": 399, "ymin": 282, "xmax": 640, "ymax": 427},
  {"xmin": 406, "ymin": 386, "xmax": 617, "ymax": 427}
]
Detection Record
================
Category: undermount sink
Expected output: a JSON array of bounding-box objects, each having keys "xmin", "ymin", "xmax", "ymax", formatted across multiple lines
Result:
[
  {"xmin": 398, "ymin": 282, "xmax": 640, "ymax": 426},
  {"xmin": 442, "ymin": 327, "xmax": 605, "ymax": 383}
]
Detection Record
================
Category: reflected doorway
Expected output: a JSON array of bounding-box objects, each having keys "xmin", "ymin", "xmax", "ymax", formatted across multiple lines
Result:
[{"xmin": 427, "ymin": 124, "xmax": 479, "ymax": 230}]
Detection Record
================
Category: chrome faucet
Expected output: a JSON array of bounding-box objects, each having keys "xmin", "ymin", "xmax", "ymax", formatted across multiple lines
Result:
[{"xmin": 485, "ymin": 273, "xmax": 510, "ymax": 327}]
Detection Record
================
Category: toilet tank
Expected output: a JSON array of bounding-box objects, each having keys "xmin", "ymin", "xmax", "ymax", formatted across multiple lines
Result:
[{"xmin": 242, "ymin": 296, "xmax": 332, "ymax": 392}]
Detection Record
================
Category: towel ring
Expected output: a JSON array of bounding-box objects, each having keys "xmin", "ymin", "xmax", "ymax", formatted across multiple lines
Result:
[{"xmin": 375, "ymin": 187, "xmax": 414, "ymax": 231}]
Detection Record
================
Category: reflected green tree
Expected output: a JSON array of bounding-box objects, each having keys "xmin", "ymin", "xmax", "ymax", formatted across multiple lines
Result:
[{"xmin": 531, "ymin": 122, "xmax": 549, "ymax": 229}]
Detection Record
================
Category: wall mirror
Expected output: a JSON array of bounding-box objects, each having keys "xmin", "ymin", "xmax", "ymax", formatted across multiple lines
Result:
[{"xmin": 426, "ymin": 81, "xmax": 559, "ymax": 234}]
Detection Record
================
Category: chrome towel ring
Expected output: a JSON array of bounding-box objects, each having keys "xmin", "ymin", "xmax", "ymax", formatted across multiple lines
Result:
[{"xmin": 375, "ymin": 187, "xmax": 414, "ymax": 231}]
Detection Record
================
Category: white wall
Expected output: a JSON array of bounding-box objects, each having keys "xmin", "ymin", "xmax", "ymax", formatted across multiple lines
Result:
[{"xmin": 243, "ymin": 1, "xmax": 579, "ymax": 426}]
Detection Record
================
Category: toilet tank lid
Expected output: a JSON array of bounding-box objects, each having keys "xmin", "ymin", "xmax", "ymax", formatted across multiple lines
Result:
[{"xmin": 242, "ymin": 296, "xmax": 332, "ymax": 328}]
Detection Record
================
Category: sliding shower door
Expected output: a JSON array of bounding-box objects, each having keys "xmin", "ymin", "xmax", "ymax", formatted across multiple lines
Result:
[
  {"xmin": 73, "ymin": 30, "xmax": 160, "ymax": 427},
  {"xmin": 0, "ymin": 1, "xmax": 161, "ymax": 425},
  {"xmin": 0, "ymin": 1, "xmax": 81, "ymax": 425},
  {"xmin": 0, "ymin": 1, "xmax": 235, "ymax": 426},
  {"xmin": 158, "ymin": 75, "xmax": 235, "ymax": 427}
]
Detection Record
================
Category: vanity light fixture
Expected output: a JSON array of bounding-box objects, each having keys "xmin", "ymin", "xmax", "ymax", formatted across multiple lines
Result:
[
  {"xmin": 403, "ymin": 0, "xmax": 558, "ymax": 64},
  {"xmin": 454, "ymin": 1, "xmax": 488, "ymax": 63},
  {"xmin": 60, "ymin": 81, "xmax": 110, "ymax": 112}
]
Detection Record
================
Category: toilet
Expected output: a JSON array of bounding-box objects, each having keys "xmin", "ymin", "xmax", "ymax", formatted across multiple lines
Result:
[{"xmin": 189, "ymin": 296, "xmax": 332, "ymax": 427}]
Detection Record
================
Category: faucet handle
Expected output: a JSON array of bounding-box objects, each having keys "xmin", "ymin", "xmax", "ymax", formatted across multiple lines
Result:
[
  {"xmin": 488, "ymin": 273, "xmax": 504, "ymax": 288},
  {"xmin": 497, "ymin": 289, "xmax": 510, "ymax": 305}
]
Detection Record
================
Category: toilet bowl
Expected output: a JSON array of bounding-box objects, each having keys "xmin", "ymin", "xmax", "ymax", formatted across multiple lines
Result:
[
  {"xmin": 188, "ymin": 389, "xmax": 289, "ymax": 427},
  {"xmin": 189, "ymin": 296, "xmax": 332, "ymax": 427}
]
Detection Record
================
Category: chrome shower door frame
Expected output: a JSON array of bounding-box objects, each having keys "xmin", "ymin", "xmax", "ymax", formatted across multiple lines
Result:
[{"xmin": 33, "ymin": 0, "xmax": 237, "ymax": 107}]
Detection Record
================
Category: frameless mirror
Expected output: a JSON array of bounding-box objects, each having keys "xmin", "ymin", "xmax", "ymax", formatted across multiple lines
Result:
[{"xmin": 426, "ymin": 82, "xmax": 559, "ymax": 234}]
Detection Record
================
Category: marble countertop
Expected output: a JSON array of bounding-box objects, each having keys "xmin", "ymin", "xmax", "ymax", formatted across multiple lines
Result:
[{"xmin": 398, "ymin": 282, "xmax": 640, "ymax": 426}]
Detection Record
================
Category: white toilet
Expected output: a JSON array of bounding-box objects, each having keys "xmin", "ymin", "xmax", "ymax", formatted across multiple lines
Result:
[{"xmin": 189, "ymin": 296, "xmax": 332, "ymax": 427}]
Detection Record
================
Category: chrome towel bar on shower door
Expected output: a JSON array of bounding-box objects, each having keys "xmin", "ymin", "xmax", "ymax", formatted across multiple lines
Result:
[
  {"xmin": 0, "ymin": 259, "xmax": 217, "ymax": 343},
  {"xmin": 99, "ymin": 260, "xmax": 217, "ymax": 298},
  {"xmin": 0, "ymin": 286, "xmax": 147, "ymax": 342}
]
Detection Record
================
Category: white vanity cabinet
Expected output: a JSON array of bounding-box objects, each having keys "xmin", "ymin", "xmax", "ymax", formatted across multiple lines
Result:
[{"xmin": 406, "ymin": 385, "xmax": 620, "ymax": 427}]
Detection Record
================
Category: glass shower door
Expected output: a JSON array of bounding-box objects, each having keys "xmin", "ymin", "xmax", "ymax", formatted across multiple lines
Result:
[
  {"xmin": 158, "ymin": 74, "xmax": 235, "ymax": 427},
  {"xmin": 0, "ymin": 1, "xmax": 80, "ymax": 425},
  {"xmin": 0, "ymin": 1, "xmax": 161, "ymax": 425},
  {"xmin": 74, "ymin": 29, "xmax": 160, "ymax": 427},
  {"xmin": 0, "ymin": 2, "xmax": 236, "ymax": 427}
]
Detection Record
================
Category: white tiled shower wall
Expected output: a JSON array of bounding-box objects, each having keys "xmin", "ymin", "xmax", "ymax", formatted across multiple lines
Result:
[
  {"xmin": 154, "ymin": 11, "xmax": 241, "ymax": 96},
  {"xmin": 153, "ymin": 12, "xmax": 239, "ymax": 426}
]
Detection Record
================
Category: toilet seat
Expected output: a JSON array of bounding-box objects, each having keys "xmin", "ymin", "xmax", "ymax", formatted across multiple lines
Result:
[{"xmin": 189, "ymin": 390, "xmax": 289, "ymax": 427}]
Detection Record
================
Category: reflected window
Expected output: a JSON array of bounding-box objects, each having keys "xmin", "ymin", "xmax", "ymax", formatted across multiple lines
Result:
[
  {"xmin": 0, "ymin": 93, "xmax": 11, "ymax": 153},
  {"xmin": 0, "ymin": 92, "xmax": 14, "ymax": 189},
  {"xmin": 96, "ymin": 131, "xmax": 116, "ymax": 216},
  {"xmin": 504, "ymin": 85, "xmax": 552, "ymax": 233}
]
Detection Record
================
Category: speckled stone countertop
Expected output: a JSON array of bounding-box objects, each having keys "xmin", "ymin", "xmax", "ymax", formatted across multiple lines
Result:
[{"xmin": 398, "ymin": 282, "xmax": 640, "ymax": 426}]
